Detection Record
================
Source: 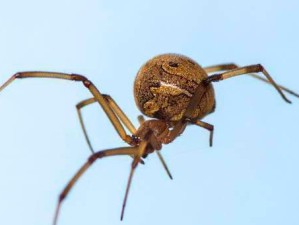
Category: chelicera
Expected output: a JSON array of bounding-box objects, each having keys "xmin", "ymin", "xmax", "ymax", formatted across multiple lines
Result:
[{"xmin": 1, "ymin": 53, "xmax": 298, "ymax": 225}]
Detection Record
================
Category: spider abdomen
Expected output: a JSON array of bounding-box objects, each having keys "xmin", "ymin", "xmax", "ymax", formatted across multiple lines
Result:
[{"xmin": 134, "ymin": 53, "xmax": 215, "ymax": 121}]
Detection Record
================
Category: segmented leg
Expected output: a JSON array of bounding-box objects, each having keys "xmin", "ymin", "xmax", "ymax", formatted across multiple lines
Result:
[
  {"xmin": 121, "ymin": 157, "xmax": 140, "ymax": 220},
  {"xmin": 203, "ymin": 63, "xmax": 299, "ymax": 99},
  {"xmin": 138, "ymin": 115, "xmax": 173, "ymax": 180},
  {"xmin": 172, "ymin": 63, "xmax": 298, "ymax": 147},
  {"xmin": 53, "ymin": 147, "xmax": 138, "ymax": 225},
  {"xmin": 203, "ymin": 63, "xmax": 238, "ymax": 73},
  {"xmin": 156, "ymin": 150, "xmax": 173, "ymax": 180},
  {"xmin": 193, "ymin": 120, "xmax": 214, "ymax": 147},
  {"xmin": 120, "ymin": 140, "xmax": 148, "ymax": 220},
  {"xmin": 76, "ymin": 98, "xmax": 97, "ymax": 153},
  {"xmin": 76, "ymin": 95, "xmax": 136, "ymax": 153},
  {"xmin": 76, "ymin": 97, "xmax": 145, "ymax": 164},
  {"xmin": 103, "ymin": 95, "xmax": 136, "ymax": 134},
  {"xmin": 0, "ymin": 72, "xmax": 134, "ymax": 145},
  {"xmin": 162, "ymin": 60, "xmax": 299, "ymax": 143},
  {"xmin": 206, "ymin": 64, "xmax": 291, "ymax": 103}
]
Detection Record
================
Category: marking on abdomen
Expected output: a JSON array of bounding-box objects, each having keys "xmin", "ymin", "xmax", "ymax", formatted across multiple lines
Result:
[{"xmin": 159, "ymin": 81, "xmax": 192, "ymax": 97}]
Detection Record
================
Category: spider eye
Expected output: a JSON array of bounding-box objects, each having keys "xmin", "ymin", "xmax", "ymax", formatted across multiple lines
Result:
[{"xmin": 168, "ymin": 61, "xmax": 179, "ymax": 67}]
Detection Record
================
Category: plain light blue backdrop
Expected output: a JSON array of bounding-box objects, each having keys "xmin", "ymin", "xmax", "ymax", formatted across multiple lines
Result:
[{"xmin": 0, "ymin": 1, "xmax": 298, "ymax": 225}]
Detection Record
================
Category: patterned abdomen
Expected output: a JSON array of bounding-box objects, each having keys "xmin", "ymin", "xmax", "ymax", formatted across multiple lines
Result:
[{"xmin": 134, "ymin": 54, "xmax": 215, "ymax": 121}]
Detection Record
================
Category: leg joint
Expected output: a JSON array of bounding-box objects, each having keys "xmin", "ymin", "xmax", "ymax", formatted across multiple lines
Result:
[
  {"xmin": 250, "ymin": 64, "xmax": 263, "ymax": 72},
  {"xmin": 70, "ymin": 73, "xmax": 88, "ymax": 81},
  {"xmin": 70, "ymin": 73, "xmax": 92, "ymax": 87},
  {"xmin": 14, "ymin": 73, "xmax": 22, "ymax": 78},
  {"xmin": 256, "ymin": 64, "xmax": 264, "ymax": 71},
  {"xmin": 125, "ymin": 135, "xmax": 139, "ymax": 146},
  {"xmin": 88, "ymin": 151, "xmax": 106, "ymax": 164},
  {"xmin": 132, "ymin": 159, "xmax": 139, "ymax": 169},
  {"xmin": 102, "ymin": 94, "xmax": 111, "ymax": 102},
  {"xmin": 59, "ymin": 193, "xmax": 66, "ymax": 202},
  {"xmin": 76, "ymin": 102, "xmax": 83, "ymax": 109},
  {"xmin": 83, "ymin": 80, "xmax": 92, "ymax": 88},
  {"xmin": 88, "ymin": 154, "xmax": 98, "ymax": 164},
  {"xmin": 102, "ymin": 94, "xmax": 111, "ymax": 98}
]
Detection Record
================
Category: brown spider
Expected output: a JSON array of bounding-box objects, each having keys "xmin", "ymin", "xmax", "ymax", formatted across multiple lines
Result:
[{"xmin": 1, "ymin": 53, "xmax": 298, "ymax": 225}]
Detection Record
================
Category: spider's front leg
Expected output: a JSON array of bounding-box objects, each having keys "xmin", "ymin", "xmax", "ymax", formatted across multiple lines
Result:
[{"xmin": 0, "ymin": 71, "xmax": 136, "ymax": 145}]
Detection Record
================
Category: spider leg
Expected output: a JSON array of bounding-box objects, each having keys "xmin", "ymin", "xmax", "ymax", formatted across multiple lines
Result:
[
  {"xmin": 76, "ymin": 95, "xmax": 136, "ymax": 153},
  {"xmin": 120, "ymin": 140, "xmax": 148, "ymax": 220},
  {"xmin": 76, "ymin": 97, "xmax": 145, "ymax": 164},
  {"xmin": 203, "ymin": 63, "xmax": 238, "ymax": 73},
  {"xmin": 120, "ymin": 156, "xmax": 140, "ymax": 221},
  {"xmin": 103, "ymin": 94, "xmax": 136, "ymax": 133},
  {"xmin": 203, "ymin": 63, "xmax": 299, "ymax": 99},
  {"xmin": 52, "ymin": 146, "xmax": 138, "ymax": 225},
  {"xmin": 159, "ymin": 63, "xmax": 298, "ymax": 145},
  {"xmin": 156, "ymin": 150, "xmax": 173, "ymax": 180},
  {"xmin": 205, "ymin": 64, "xmax": 292, "ymax": 103},
  {"xmin": 76, "ymin": 98, "xmax": 97, "ymax": 153},
  {"xmin": 137, "ymin": 115, "xmax": 173, "ymax": 180},
  {"xmin": 193, "ymin": 120, "xmax": 214, "ymax": 147},
  {"xmin": 0, "ymin": 71, "xmax": 135, "ymax": 145}
]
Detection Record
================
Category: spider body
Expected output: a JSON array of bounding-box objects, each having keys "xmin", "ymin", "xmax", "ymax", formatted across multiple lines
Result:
[
  {"xmin": 0, "ymin": 53, "xmax": 298, "ymax": 225},
  {"xmin": 134, "ymin": 54, "xmax": 215, "ymax": 121}
]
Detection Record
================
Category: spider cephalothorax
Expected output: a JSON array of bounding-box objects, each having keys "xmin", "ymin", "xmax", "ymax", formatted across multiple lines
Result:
[{"xmin": 0, "ymin": 53, "xmax": 298, "ymax": 225}]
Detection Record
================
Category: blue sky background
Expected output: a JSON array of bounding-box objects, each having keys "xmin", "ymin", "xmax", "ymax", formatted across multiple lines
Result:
[{"xmin": 0, "ymin": 1, "xmax": 298, "ymax": 225}]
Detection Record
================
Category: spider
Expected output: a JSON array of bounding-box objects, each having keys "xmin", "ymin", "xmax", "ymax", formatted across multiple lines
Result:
[{"xmin": 0, "ymin": 53, "xmax": 298, "ymax": 225}]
